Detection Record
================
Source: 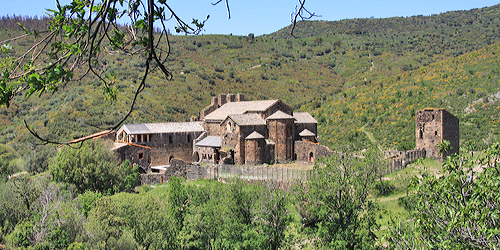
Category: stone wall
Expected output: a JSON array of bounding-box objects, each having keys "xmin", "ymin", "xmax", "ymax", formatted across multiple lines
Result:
[
  {"xmin": 114, "ymin": 145, "xmax": 151, "ymax": 171},
  {"xmin": 195, "ymin": 145, "xmax": 219, "ymax": 164},
  {"xmin": 294, "ymin": 140, "xmax": 333, "ymax": 162},
  {"xmin": 203, "ymin": 121, "xmax": 221, "ymax": 136},
  {"xmin": 245, "ymin": 138, "xmax": 265, "ymax": 165},
  {"xmin": 139, "ymin": 159, "xmax": 190, "ymax": 185},
  {"xmin": 386, "ymin": 149, "xmax": 426, "ymax": 174},
  {"xmin": 442, "ymin": 110, "xmax": 460, "ymax": 156},
  {"xmin": 416, "ymin": 109, "xmax": 459, "ymax": 159},
  {"xmin": 148, "ymin": 132, "xmax": 202, "ymax": 166},
  {"xmin": 262, "ymin": 100, "xmax": 293, "ymax": 118},
  {"xmin": 267, "ymin": 119, "xmax": 294, "ymax": 162},
  {"xmin": 264, "ymin": 142, "xmax": 275, "ymax": 164},
  {"xmin": 140, "ymin": 163, "xmax": 313, "ymax": 186},
  {"xmin": 416, "ymin": 109, "xmax": 443, "ymax": 158},
  {"xmin": 295, "ymin": 123, "xmax": 317, "ymax": 140}
]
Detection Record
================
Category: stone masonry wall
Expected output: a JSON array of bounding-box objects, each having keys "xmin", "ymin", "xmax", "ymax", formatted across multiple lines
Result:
[
  {"xmin": 294, "ymin": 141, "xmax": 333, "ymax": 162},
  {"xmin": 148, "ymin": 132, "xmax": 202, "ymax": 166},
  {"xmin": 140, "ymin": 159, "xmax": 190, "ymax": 185},
  {"xmin": 267, "ymin": 119, "xmax": 294, "ymax": 162},
  {"xmin": 295, "ymin": 123, "xmax": 317, "ymax": 139},
  {"xmin": 245, "ymin": 138, "xmax": 265, "ymax": 165},
  {"xmin": 416, "ymin": 109, "xmax": 459, "ymax": 159},
  {"xmin": 442, "ymin": 110, "xmax": 460, "ymax": 156},
  {"xmin": 262, "ymin": 101, "xmax": 293, "ymax": 118},
  {"xmin": 416, "ymin": 109, "xmax": 443, "ymax": 159},
  {"xmin": 115, "ymin": 145, "xmax": 151, "ymax": 171}
]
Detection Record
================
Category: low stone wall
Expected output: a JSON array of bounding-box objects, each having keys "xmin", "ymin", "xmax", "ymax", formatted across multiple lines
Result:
[
  {"xmin": 294, "ymin": 141, "xmax": 333, "ymax": 163},
  {"xmin": 140, "ymin": 162, "xmax": 313, "ymax": 186},
  {"xmin": 385, "ymin": 149, "xmax": 426, "ymax": 175},
  {"xmin": 139, "ymin": 149, "xmax": 426, "ymax": 186},
  {"xmin": 140, "ymin": 159, "xmax": 190, "ymax": 185}
]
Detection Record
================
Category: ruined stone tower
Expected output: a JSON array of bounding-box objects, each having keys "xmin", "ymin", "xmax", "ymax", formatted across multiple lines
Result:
[{"xmin": 416, "ymin": 108, "xmax": 459, "ymax": 159}]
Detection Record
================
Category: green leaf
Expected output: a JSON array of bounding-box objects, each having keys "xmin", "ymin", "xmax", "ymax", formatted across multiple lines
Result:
[{"xmin": 17, "ymin": 23, "xmax": 30, "ymax": 35}]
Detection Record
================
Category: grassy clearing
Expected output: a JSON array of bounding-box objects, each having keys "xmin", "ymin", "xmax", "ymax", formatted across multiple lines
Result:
[{"xmin": 372, "ymin": 157, "xmax": 444, "ymax": 238}]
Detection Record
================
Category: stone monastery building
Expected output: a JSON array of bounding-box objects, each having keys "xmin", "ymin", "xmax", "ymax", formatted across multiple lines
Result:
[{"xmin": 113, "ymin": 94, "xmax": 332, "ymax": 169}]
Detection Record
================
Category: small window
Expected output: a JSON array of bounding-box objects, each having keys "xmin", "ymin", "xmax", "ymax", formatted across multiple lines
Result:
[
  {"xmin": 169, "ymin": 135, "xmax": 173, "ymax": 144},
  {"xmin": 419, "ymin": 129, "xmax": 423, "ymax": 139},
  {"xmin": 434, "ymin": 131, "xmax": 438, "ymax": 136},
  {"xmin": 187, "ymin": 134, "xmax": 191, "ymax": 143},
  {"xmin": 138, "ymin": 152, "xmax": 144, "ymax": 160}
]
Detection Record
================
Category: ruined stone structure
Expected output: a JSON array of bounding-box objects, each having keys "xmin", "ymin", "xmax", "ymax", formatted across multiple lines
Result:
[
  {"xmin": 114, "ymin": 94, "xmax": 331, "ymax": 169},
  {"xmin": 416, "ymin": 108, "xmax": 459, "ymax": 159}
]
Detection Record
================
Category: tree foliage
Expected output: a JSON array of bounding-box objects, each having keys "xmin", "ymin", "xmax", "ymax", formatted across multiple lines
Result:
[
  {"xmin": 0, "ymin": 143, "xmax": 20, "ymax": 182},
  {"xmin": 1, "ymin": 174, "xmax": 84, "ymax": 249},
  {"xmin": 300, "ymin": 153, "xmax": 379, "ymax": 249},
  {"xmin": 49, "ymin": 140, "xmax": 120, "ymax": 194},
  {"xmin": 389, "ymin": 142, "xmax": 500, "ymax": 249}
]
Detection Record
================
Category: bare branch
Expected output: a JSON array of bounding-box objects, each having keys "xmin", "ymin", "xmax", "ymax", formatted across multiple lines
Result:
[
  {"xmin": 212, "ymin": 0, "xmax": 231, "ymax": 19},
  {"xmin": 290, "ymin": 0, "xmax": 320, "ymax": 38}
]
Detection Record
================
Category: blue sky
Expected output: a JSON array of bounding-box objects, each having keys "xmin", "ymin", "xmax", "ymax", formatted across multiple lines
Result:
[{"xmin": 2, "ymin": 0, "xmax": 499, "ymax": 35}]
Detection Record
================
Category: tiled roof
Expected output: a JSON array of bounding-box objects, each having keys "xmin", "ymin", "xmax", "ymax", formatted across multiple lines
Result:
[
  {"xmin": 266, "ymin": 110, "xmax": 294, "ymax": 120},
  {"xmin": 196, "ymin": 136, "xmax": 222, "ymax": 147},
  {"xmin": 246, "ymin": 131, "xmax": 265, "ymax": 140},
  {"xmin": 229, "ymin": 114, "xmax": 266, "ymax": 126},
  {"xmin": 299, "ymin": 129, "xmax": 316, "ymax": 137},
  {"xmin": 121, "ymin": 122, "xmax": 205, "ymax": 134},
  {"xmin": 204, "ymin": 100, "xmax": 279, "ymax": 121},
  {"xmin": 293, "ymin": 112, "xmax": 317, "ymax": 124}
]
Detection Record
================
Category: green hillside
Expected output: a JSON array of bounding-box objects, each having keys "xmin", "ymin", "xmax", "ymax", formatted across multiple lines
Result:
[{"xmin": 1, "ymin": 4, "xmax": 500, "ymax": 153}]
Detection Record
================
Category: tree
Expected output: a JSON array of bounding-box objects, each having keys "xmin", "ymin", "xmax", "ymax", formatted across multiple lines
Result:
[
  {"xmin": 2, "ymin": 175, "xmax": 84, "ymax": 249},
  {"xmin": 388, "ymin": 142, "xmax": 500, "ymax": 249},
  {"xmin": 258, "ymin": 181, "xmax": 291, "ymax": 250},
  {"xmin": 49, "ymin": 139, "xmax": 121, "ymax": 194},
  {"xmin": 0, "ymin": 143, "xmax": 20, "ymax": 182},
  {"xmin": 0, "ymin": 174, "xmax": 43, "ymax": 243},
  {"xmin": 436, "ymin": 139, "xmax": 452, "ymax": 158},
  {"xmin": 366, "ymin": 146, "xmax": 390, "ymax": 195},
  {"xmin": 116, "ymin": 160, "xmax": 140, "ymax": 193},
  {"xmin": 301, "ymin": 153, "xmax": 379, "ymax": 249},
  {"xmin": 24, "ymin": 145, "xmax": 55, "ymax": 174},
  {"xmin": 85, "ymin": 196, "xmax": 125, "ymax": 249}
]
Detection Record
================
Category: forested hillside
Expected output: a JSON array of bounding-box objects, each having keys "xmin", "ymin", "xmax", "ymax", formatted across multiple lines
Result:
[{"xmin": 1, "ymin": 3, "xmax": 500, "ymax": 154}]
